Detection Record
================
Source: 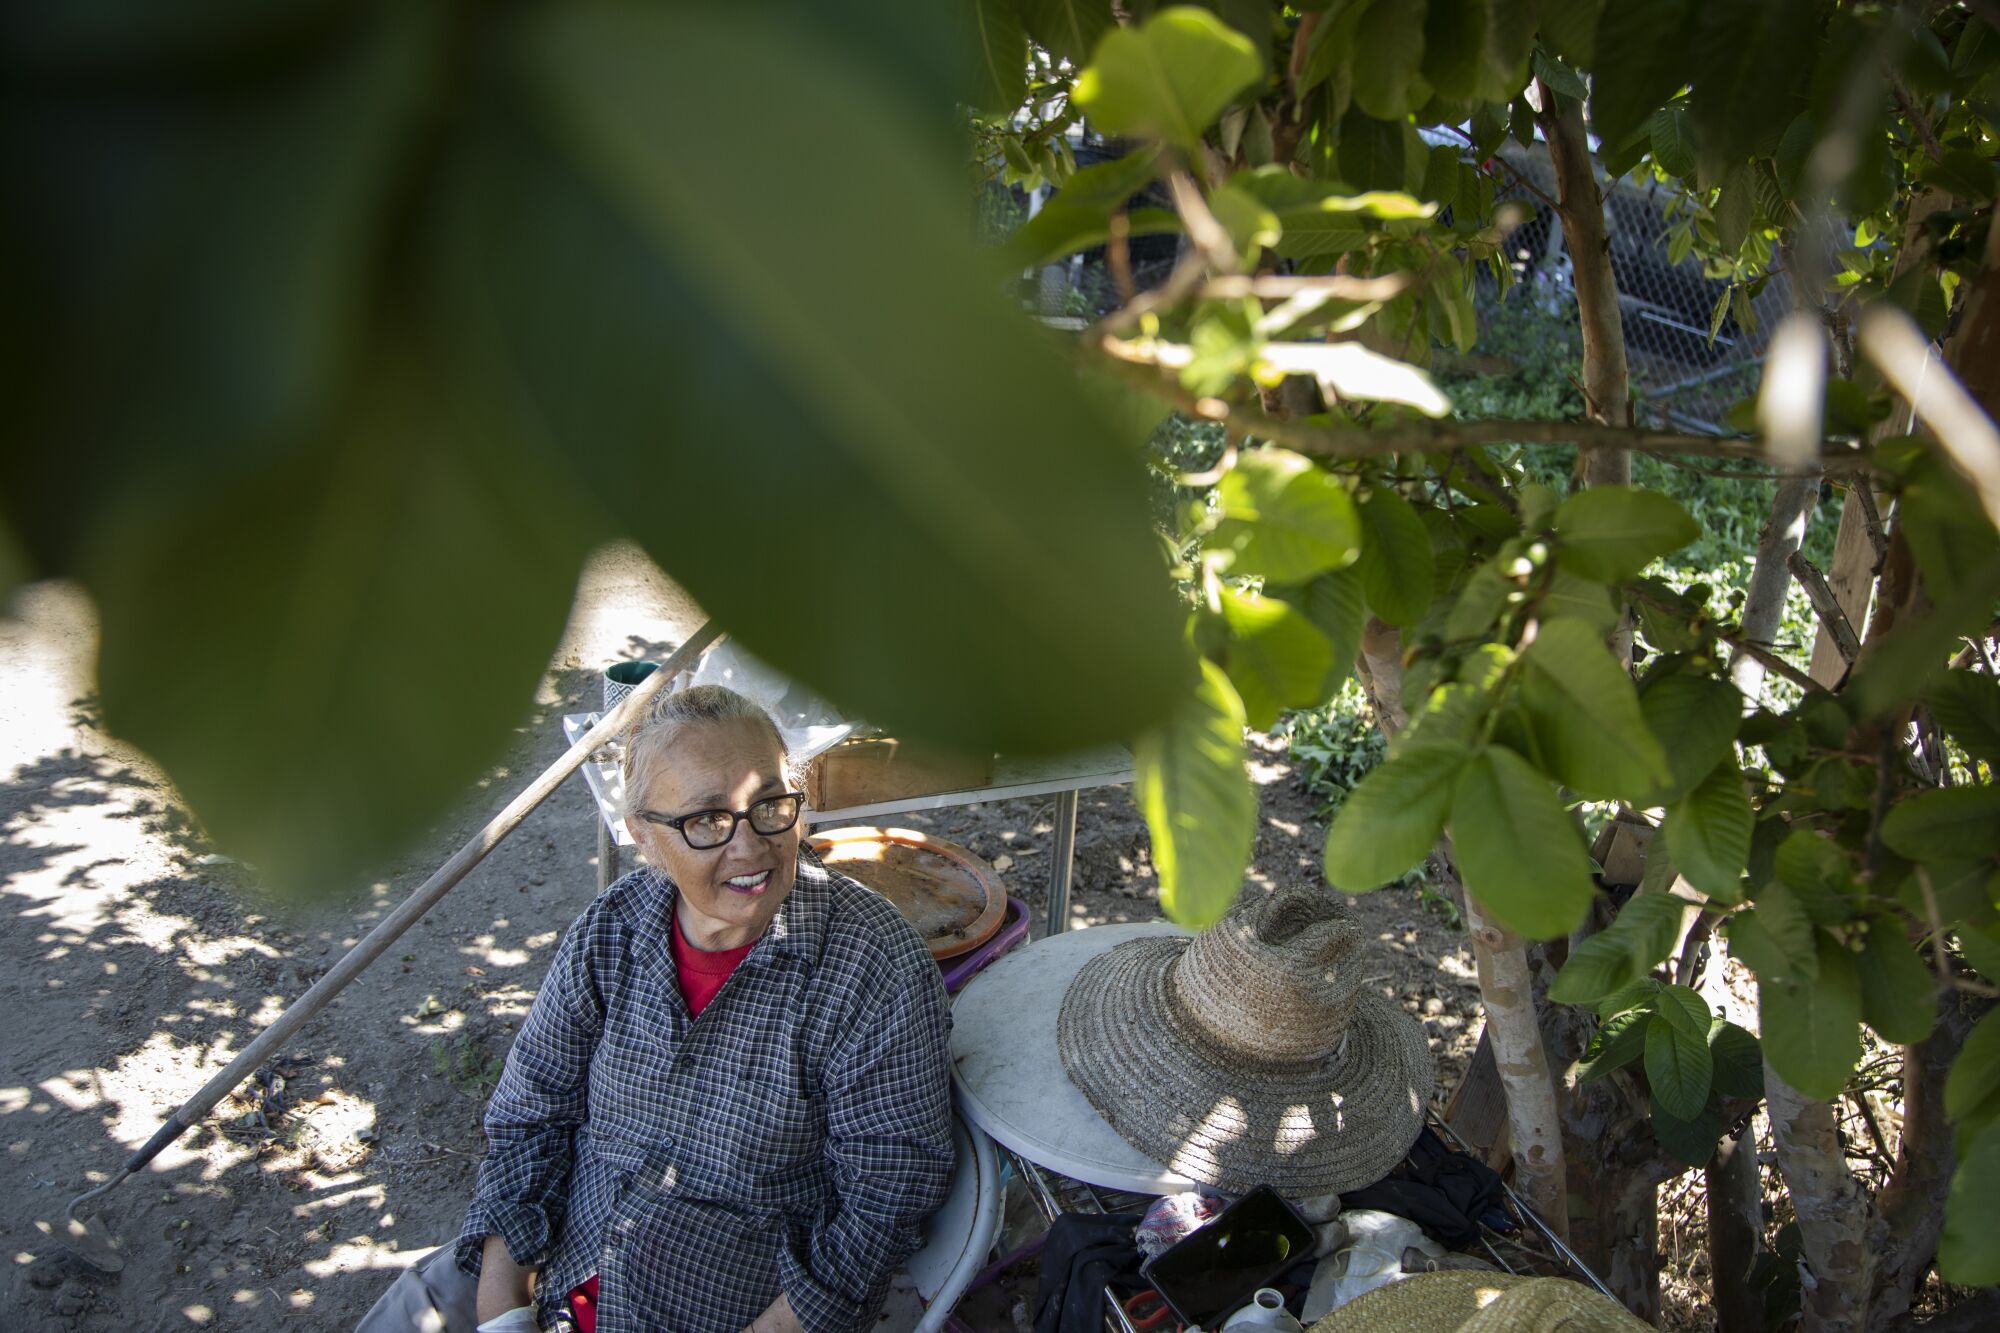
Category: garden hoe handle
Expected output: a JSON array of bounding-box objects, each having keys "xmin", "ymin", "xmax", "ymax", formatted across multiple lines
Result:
[{"xmin": 69, "ymin": 621, "xmax": 723, "ymax": 1219}]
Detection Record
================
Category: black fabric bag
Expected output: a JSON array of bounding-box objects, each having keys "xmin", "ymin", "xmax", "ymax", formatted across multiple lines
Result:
[
  {"xmin": 1337, "ymin": 1127, "xmax": 1509, "ymax": 1248},
  {"xmin": 1033, "ymin": 1212, "xmax": 1147, "ymax": 1333}
]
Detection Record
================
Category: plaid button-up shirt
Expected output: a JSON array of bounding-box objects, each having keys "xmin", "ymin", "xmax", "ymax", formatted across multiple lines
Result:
[{"xmin": 455, "ymin": 850, "xmax": 954, "ymax": 1333}]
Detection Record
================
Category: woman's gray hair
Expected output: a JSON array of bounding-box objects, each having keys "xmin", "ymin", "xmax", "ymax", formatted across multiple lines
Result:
[{"xmin": 620, "ymin": 684, "xmax": 790, "ymax": 820}]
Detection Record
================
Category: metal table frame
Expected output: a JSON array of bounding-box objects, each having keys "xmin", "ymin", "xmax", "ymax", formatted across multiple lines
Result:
[{"xmin": 562, "ymin": 713, "xmax": 1130, "ymax": 935}]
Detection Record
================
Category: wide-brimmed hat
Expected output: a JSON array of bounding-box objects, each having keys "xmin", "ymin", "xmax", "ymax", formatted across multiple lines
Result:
[
  {"xmin": 1057, "ymin": 883, "xmax": 1433, "ymax": 1195},
  {"xmin": 1308, "ymin": 1272, "xmax": 1653, "ymax": 1332}
]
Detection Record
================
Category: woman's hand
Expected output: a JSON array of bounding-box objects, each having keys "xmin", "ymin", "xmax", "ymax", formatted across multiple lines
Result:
[
  {"xmin": 743, "ymin": 1292, "xmax": 804, "ymax": 1333},
  {"xmin": 474, "ymin": 1235, "xmax": 537, "ymax": 1324}
]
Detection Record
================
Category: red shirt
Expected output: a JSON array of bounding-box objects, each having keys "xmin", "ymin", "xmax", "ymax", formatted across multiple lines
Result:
[{"xmin": 569, "ymin": 913, "xmax": 756, "ymax": 1330}]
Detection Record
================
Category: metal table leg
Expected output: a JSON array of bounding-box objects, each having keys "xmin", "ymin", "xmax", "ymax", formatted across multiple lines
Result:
[
  {"xmin": 1046, "ymin": 788, "xmax": 1078, "ymax": 936},
  {"xmin": 596, "ymin": 816, "xmax": 619, "ymax": 891}
]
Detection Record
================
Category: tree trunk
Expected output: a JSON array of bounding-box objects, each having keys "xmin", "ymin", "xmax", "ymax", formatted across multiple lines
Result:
[
  {"xmin": 1708, "ymin": 1126, "xmax": 1767, "ymax": 1333},
  {"xmin": 1462, "ymin": 893, "xmax": 1572, "ymax": 1242},
  {"xmin": 1728, "ymin": 468, "xmax": 1822, "ymax": 703},
  {"xmin": 1353, "ymin": 622, "xmax": 1569, "ymax": 1239},
  {"xmin": 1766, "ymin": 1069, "xmax": 1880, "ymax": 1333},
  {"xmin": 1539, "ymin": 86, "xmax": 1630, "ymax": 486}
]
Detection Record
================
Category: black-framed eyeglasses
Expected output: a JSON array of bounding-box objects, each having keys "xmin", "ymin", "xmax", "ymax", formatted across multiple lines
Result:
[{"xmin": 638, "ymin": 792, "xmax": 805, "ymax": 850}]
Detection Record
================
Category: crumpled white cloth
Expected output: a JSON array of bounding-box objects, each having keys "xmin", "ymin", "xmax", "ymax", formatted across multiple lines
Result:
[
  {"xmin": 474, "ymin": 1307, "xmax": 541, "ymax": 1333},
  {"xmin": 1299, "ymin": 1210, "xmax": 1445, "ymax": 1323}
]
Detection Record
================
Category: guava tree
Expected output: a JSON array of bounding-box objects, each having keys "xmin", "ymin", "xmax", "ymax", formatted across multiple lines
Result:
[{"xmin": 976, "ymin": 3, "xmax": 1998, "ymax": 1328}]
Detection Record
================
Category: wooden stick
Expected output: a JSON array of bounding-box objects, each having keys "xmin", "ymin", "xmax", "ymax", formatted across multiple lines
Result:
[
  {"xmin": 74, "ymin": 622, "xmax": 723, "ymax": 1203},
  {"xmin": 1787, "ymin": 550, "xmax": 1863, "ymax": 666}
]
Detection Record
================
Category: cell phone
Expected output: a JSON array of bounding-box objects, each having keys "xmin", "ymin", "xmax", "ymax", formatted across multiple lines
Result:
[{"xmin": 1138, "ymin": 1185, "xmax": 1314, "ymax": 1329}]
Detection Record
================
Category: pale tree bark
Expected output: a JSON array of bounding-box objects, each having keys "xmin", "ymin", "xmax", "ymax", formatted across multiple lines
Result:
[
  {"xmin": 1808, "ymin": 189, "xmax": 1954, "ymax": 687},
  {"xmin": 1539, "ymin": 86, "xmax": 1630, "ymax": 489},
  {"xmin": 1767, "ymin": 1075, "xmax": 1880, "ymax": 1333},
  {"xmin": 1352, "ymin": 623, "xmax": 1570, "ymax": 1241}
]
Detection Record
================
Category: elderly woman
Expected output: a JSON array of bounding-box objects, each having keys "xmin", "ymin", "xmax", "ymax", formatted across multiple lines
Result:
[{"xmin": 456, "ymin": 684, "xmax": 954, "ymax": 1332}]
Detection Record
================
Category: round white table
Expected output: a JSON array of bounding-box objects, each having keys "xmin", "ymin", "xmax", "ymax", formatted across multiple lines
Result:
[{"xmin": 950, "ymin": 921, "xmax": 1200, "ymax": 1194}]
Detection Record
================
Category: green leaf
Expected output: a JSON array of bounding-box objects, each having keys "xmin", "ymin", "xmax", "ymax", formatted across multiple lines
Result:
[
  {"xmin": 1941, "ymin": 1123, "xmax": 2000, "ymax": 1286},
  {"xmin": 1212, "ymin": 448, "xmax": 1362, "ymax": 582},
  {"xmin": 1423, "ymin": 0, "xmax": 1489, "ymax": 99},
  {"xmin": 1552, "ymin": 486, "xmax": 1701, "ymax": 583},
  {"xmin": 1353, "ymin": 488, "xmax": 1434, "ymax": 627},
  {"xmin": 1263, "ymin": 342, "xmax": 1451, "ymax": 417},
  {"xmin": 1537, "ymin": 0, "xmax": 1604, "ymax": 68},
  {"xmin": 1003, "ymin": 148, "xmax": 1171, "ymax": 268},
  {"xmin": 1653, "ymin": 982, "xmax": 1712, "ymax": 1037},
  {"xmin": 1135, "ymin": 659, "xmax": 1257, "ymax": 929},
  {"xmin": 1918, "ymin": 147, "xmax": 2000, "ymax": 203},
  {"xmin": 1709, "ymin": 1020, "xmax": 1765, "ymax": 1098},
  {"xmin": 1639, "ymin": 673, "xmax": 1742, "ymax": 804},
  {"xmin": 1575, "ymin": 1009, "xmax": 1650, "ymax": 1082},
  {"xmin": 1649, "ymin": 103, "xmax": 1697, "ymax": 180},
  {"xmin": 1713, "ymin": 167, "xmax": 1753, "ymax": 255},
  {"xmin": 1759, "ymin": 940, "xmax": 1862, "ymax": 1100},
  {"xmin": 1665, "ymin": 762, "xmax": 1753, "ymax": 902},
  {"xmin": 1960, "ymin": 918, "xmax": 2000, "ymax": 984},
  {"xmin": 1208, "ymin": 182, "xmax": 1280, "ymax": 264},
  {"xmin": 1323, "ymin": 742, "xmax": 1466, "ymax": 892},
  {"xmin": 1882, "ymin": 786, "xmax": 2000, "ymax": 862},
  {"xmin": 1021, "ymin": 0, "xmax": 1115, "ymax": 66},
  {"xmin": 1073, "ymin": 6, "xmax": 1264, "ymax": 153},
  {"xmin": 1597, "ymin": 976, "xmax": 1663, "ymax": 1019},
  {"xmin": 1540, "ymin": 569, "xmax": 1620, "ymax": 635},
  {"xmin": 1337, "ymin": 109, "xmax": 1409, "ymax": 193},
  {"xmin": 1519, "ymin": 618, "xmax": 1671, "ymax": 801},
  {"xmin": 1773, "ymin": 830, "xmax": 1860, "ymax": 924},
  {"xmin": 1650, "ymin": 1100, "xmax": 1724, "ymax": 1167},
  {"xmin": 1946, "ymin": 1011, "xmax": 2000, "ymax": 1138},
  {"xmin": 1225, "ymin": 169, "xmax": 1436, "ymax": 259},
  {"xmin": 490, "ymin": 2, "xmax": 1188, "ymax": 756},
  {"xmin": 1686, "ymin": 0, "xmax": 1817, "ymax": 172},
  {"xmin": 1219, "ymin": 588, "xmax": 1337, "ymax": 730},
  {"xmin": 1646, "ymin": 1006, "xmax": 1715, "ymax": 1119},
  {"xmin": 1450, "ymin": 745, "xmax": 1599, "ymax": 938},
  {"xmin": 1856, "ymin": 923, "xmax": 1937, "ymax": 1046},
  {"xmin": 1588, "ymin": 0, "xmax": 1696, "ymax": 152},
  {"xmin": 1282, "ymin": 569, "xmax": 1366, "ymax": 701},
  {"xmin": 1351, "ymin": 0, "xmax": 1430, "ymax": 120},
  {"xmin": 971, "ymin": 0, "xmax": 1028, "ymax": 112},
  {"xmin": 1532, "ymin": 47, "xmax": 1588, "ymax": 102},
  {"xmin": 91, "ymin": 342, "xmax": 601, "ymax": 895},
  {"xmin": 1929, "ymin": 670, "xmax": 2000, "ymax": 770},
  {"xmin": 1549, "ymin": 889, "xmax": 1687, "ymax": 1005},
  {"xmin": 1848, "ymin": 553, "xmax": 2000, "ymax": 721},
  {"xmin": 1726, "ymin": 880, "xmax": 1818, "ymax": 985}
]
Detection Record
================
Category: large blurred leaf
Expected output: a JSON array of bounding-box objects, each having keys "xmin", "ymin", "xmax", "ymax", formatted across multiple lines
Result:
[
  {"xmin": 1929, "ymin": 670, "xmax": 2000, "ymax": 770},
  {"xmin": 1021, "ymin": 0, "xmax": 1115, "ymax": 67},
  {"xmin": 1323, "ymin": 742, "xmax": 1466, "ymax": 892},
  {"xmin": 1351, "ymin": 0, "xmax": 1430, "ymax": 121},
  {"xmin": 1135, "ymin": 659, "xmax": 1257, "ymax": 928},
  {"xmin": 1945, "ymin": 1011, "xmax": 2000, "ymax": 1146},
  {"xmin": 1277, "ymin": 569, "xmax": 1366, "ymax": 701},
  {"xmin": 1353, "ymin": 488, "xmax": 1434, "ymax": 626},
  {"xmin": 1773, "ymin": 829, "xmax": 1861, "ymax": 924},
  {"xmin": 1450, "ymin": 745, "xmax": 1598, "ymax": 937},
  {"xmin": 1760, "ymin": 940, "xmax": 1861, "ymax": 1100},
  {"xmin": 1588, "ymin": 0, "xmax": 1697, "ymax": 154},
  {"xmin": 1218, "ymin": 588, "xmax": 1335, "ymax": 730},
  {"xmin": 446, "ymin": 2, "xmax": 1187, "ymax": 755},
  {"xmin": 970, "ymin": 0, "xmax": 1028, "ymax": 113},
  {"xmin": 1856, "ymin": 923, "xmax": 1937, "ymax": 1046},
  {"xmin": 1073, "ymin": 6, "xmax": 1263, "ymax": 154},
  {"xmin": 1549, "ymin": 888, "xmax": 1686, "ymax": 1005},
  {"xmin": 1881, "ymin": 786, "xmax": 2000, "ymax": 862},
  {"xmin": 1212, "ymin": 448, "xmax": 1361, "ymax": 582},
  {"xmin": 1537, "ymin": 0, "xmax": 1604, "ymax": 68},
  {"xmin": 1638, "ymin": 672, "xmax": 1742, "ymax": 804},
  {"xmin": 1941, "ymin": 1123, "xmax": 2000, "ymax": 1286},
  {"xmin": 86, "ymin": 340, "xmax": 602, "ymax": 893},
  {"xmin": 1226, "ymin": 169, "xmax": 1435, "ymax": 260},
  {"xmin": 1726, "ymin": 880, "xmax": 1819, "ymax": 985},
  {"xmin": 0, "ymin": 1, "xmax": 441, "ymax": 567},
  {"xmin": 1665, "ymin": 762, "xmax": 1753, "ymax": 902},
  {"xmin": 1686, "ymin": 0, "xmax": 1816, "ymax": 172},
  {"xmin": 1552, "ymin": 486, "xmax": 1701, "ymax": 583},
  {"xmin": 1003, "ymin": 148, "xmax": 1176, "ymax": 268},
  {"xmin": 1519, "ymin": 618, "xmax": 1671, "ymax": 800}
]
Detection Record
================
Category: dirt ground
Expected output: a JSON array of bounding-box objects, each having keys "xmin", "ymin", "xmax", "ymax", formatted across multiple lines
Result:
[{"xmin": 2, "ymin": 545, "xmax": 1485, "ymax": 1331}]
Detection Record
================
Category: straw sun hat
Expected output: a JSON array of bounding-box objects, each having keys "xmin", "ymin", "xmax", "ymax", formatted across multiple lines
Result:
[
  {"xmin": 1308, "ymin": 1272, "xmax": 1655, "ymax": 1332},
  {"xmin": 1056, "ymin": 883, "xmax": 1433, "ymax": 1195}
]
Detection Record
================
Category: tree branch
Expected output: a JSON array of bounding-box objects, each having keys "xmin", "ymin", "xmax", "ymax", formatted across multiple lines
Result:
[{"xmin": 1789, "ymin": 551, "xmax": 1863, "ymax": 667}]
